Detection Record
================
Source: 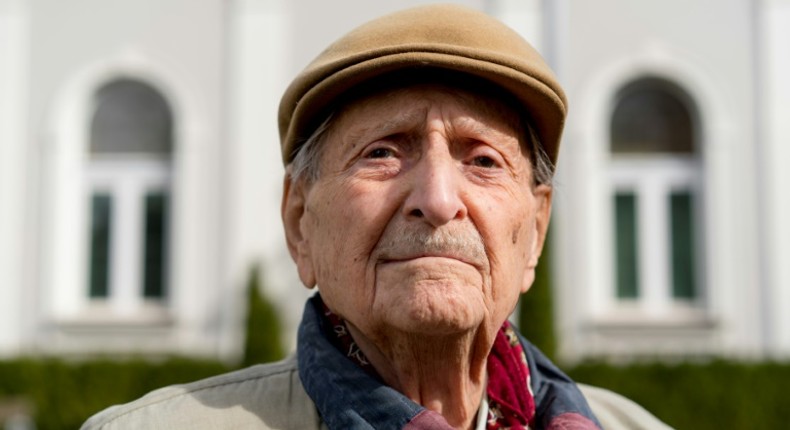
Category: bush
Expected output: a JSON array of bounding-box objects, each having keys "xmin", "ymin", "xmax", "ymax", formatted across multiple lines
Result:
[
  {"xmin": 241, "ymin": 265, "xmax": 285, "ymax": 367},
  {"xmin": 0, "ymin": 357, "xmax": 229, "ymax": 430},
  {"xmin": 567, "ymin": 360, "xmax": 790, "ymax": 429}
]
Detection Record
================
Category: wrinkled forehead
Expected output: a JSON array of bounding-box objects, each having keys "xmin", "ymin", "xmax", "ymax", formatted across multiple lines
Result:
[{"xmin": 327, "ymin": 72, "xmax": 528, "ymax": 142}]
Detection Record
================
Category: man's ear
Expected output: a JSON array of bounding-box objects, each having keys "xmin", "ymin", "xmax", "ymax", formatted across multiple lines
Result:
[
  {"xmin": 281, "ymin": 170, "xmax": 317, "ymax": 289},
  {"xmin": 522, "ymin": 184, "xmax": 553, "ymax": 293}
]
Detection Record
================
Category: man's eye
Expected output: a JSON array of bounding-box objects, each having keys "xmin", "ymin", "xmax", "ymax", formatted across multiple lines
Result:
[
  {"xmin": 472, "ymin": 156, "xmax": 496, "ymax": 168},
  {"xmin": 366, "ymin": 147, "xmax": 394, "ymax": 159}
]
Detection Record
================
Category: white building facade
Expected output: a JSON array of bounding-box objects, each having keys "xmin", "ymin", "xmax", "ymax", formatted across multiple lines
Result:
[
  {"xmin": 0, "ymin": 0, "xmax": 787, "ymax": 363},
  {"xmin": 551, "ymin": 0, "xmax": 790, "ymax": 361}
]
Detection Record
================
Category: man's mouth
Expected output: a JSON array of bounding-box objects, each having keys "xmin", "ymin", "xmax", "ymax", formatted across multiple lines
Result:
[{"xmin": 379, "ymin": 253, "xmax": 480, "ymax": 268}]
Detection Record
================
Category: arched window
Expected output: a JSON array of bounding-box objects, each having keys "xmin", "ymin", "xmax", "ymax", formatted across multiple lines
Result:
[
  {"xmin": 611, "ymin": 78, "xmax": 695, "ymax": 154},
  {"xmin": 609, "ymin": 77, "xmax": 702, "ymax": 308},
  {"xmin": 91, "ymin": 79, "xmax": 173, "ymax": 154},
  {"xmin": 86, "ymin": 79, "xmax": 173, "ymax": 303}
]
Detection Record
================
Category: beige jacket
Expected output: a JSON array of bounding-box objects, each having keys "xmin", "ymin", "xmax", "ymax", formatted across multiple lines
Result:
[{"xmin": 82, "ymin": 356, "xmax": 672, "ymax": 430}]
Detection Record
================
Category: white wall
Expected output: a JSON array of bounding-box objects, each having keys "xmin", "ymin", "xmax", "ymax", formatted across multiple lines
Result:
[
  {"xmin": 554, "ymin": 0, "xmax": 761, "ymax": 361},
  {"xmin": 30, "ymin": 0, "xmax": 227, "ymax": 356},
  {"xmin": 0, "ymin": 0, "xmax": 30, "ymax": 356},
  {"xmin": 223, "ymin": 0, "xmax": 308, "ymax": 358},
  {"xmin": 2, "ymin": 0, "xmax": 787, "ymax": 362},
  {"xmin": 761, "ymin": 0, "xmax": 790, "ymax": 357}
]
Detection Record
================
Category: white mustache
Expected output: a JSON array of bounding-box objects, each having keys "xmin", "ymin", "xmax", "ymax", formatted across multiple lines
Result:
[{"xmin": 375, "ymin": 226, "xmax": 486, "ymax": 266}]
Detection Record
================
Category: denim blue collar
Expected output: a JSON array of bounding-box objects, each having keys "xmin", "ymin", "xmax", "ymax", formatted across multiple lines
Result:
[
  {"xmin": 297, "ymin": 295, "xmax": 600, "ymax": 429},
  {"xmin": 298, "ymin": 296, "xmax": 425, "ymax": 429}
]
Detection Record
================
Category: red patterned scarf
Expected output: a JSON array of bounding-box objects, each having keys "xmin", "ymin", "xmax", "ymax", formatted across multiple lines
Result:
[{"xmin": 322, "ymin": 305, "xmax": 536, "ymax": 429}]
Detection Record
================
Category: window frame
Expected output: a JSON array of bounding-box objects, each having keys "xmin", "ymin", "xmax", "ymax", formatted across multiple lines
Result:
[
  {"xmin": 607, "ymin": 77, "xmax": 706, "ymax": 316},
  {"xmin": 83, "ymin": 78, "xmax": 174, "ymax": 312}
]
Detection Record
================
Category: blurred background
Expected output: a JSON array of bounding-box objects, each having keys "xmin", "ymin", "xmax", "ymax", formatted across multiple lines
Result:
[{"xmin": 1, "ymin": 0, "xmax": 789, "ymax": 428}]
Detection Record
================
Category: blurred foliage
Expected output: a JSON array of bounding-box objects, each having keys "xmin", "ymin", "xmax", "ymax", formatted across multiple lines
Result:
[
  {"xmin": 241, "ymin": 265, "xmax": 286, "ymax": 367},
  {"xmin": 0, "ymin": 357, "xmax": 229, "ymax": 430},
  {"xmin": 518, "ymin": 228, "xmax": 557, "ymax": 361},
  {"xmin": 568, "ymin": 359, "xmax": 790, "ymax": 430}
]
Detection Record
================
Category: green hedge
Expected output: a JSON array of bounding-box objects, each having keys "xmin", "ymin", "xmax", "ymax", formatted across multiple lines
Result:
[
  {"xmin": 568, "ymin": 360, "xmax": 790, "ymax": 429},
  {"xmin": 0, "ymin": 357, "xmax": 230, "ymax": 430}
]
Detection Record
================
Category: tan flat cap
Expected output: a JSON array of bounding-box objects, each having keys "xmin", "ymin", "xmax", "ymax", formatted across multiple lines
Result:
[{"xmin": 278, "ymin": 4, "xmax": 567, "ymax": 167}]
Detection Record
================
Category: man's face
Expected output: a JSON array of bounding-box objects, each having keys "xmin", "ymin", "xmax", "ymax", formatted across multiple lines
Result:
[{"xmin": 283, "ymin": 84, "xmax": 552, "ymax": 340}]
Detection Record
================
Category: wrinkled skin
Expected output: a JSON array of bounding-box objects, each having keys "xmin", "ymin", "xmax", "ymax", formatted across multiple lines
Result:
[{"xmin": 282, "ymin": 84, "xmax": 552, "ymax": 429}]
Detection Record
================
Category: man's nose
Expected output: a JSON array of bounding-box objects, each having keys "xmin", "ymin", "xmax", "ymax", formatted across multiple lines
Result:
[{"xmin": 402, "ymin": 146, "xmax": 467, "ymax": 227}]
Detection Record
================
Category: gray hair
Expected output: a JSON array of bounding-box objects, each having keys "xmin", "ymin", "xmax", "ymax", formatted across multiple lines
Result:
[
  {"xmin": 289, "ymin": 113, "xmax": 335, "ymax": 182},
  {"xmin": 525, "ymin": 121, "xmax": 555, "ymax": 187},
  {"xmin": 288, "ymin": 112, "xmax": 555, "ymax": 187}
]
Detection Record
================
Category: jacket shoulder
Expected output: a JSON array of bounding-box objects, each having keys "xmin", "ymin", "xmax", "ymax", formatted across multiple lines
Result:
[
  {"xmin": 81, "ymin": 356, "xmax": 321, "ymax": 430},
  {"xmin": 578, "ymin": 383, "xmax": 674, "ymax": 430}
]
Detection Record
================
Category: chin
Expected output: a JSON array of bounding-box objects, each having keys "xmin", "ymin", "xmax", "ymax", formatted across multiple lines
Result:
[{"xmin": 380, "ymin": 290, "xmax": 485, "ymax": 336}]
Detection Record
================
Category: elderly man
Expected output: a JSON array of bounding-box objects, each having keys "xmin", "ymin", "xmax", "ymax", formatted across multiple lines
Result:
[{"xmin": 83, "ymin": 5, "xmax": 670, "ymax": 430}]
